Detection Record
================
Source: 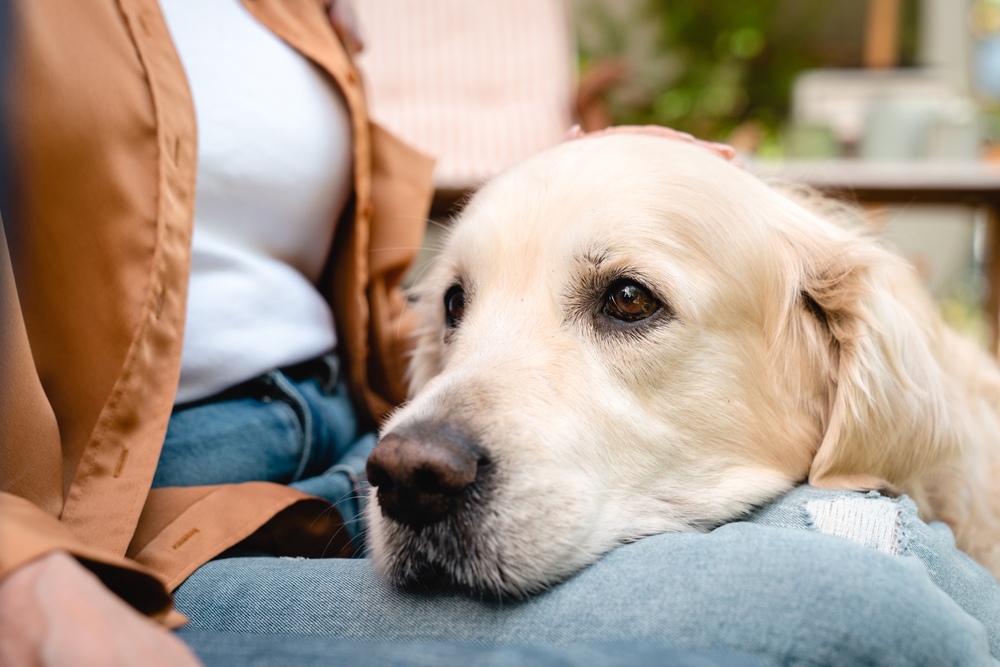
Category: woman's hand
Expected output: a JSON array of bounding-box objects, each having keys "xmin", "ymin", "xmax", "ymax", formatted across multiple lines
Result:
[{"xmin": 0, "ymin": 551, "xmax": 202, "ymax": 667}]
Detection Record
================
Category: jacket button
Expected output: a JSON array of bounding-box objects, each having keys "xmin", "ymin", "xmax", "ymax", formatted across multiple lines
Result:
[{"xmin": 346, "ymin": 69, "xmax": 358, "ymax": 84}]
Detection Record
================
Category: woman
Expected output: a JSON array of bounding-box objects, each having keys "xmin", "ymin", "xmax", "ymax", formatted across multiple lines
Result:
[{"xmin": 0, "ymin": 0, "xmax": 430, "ymax": 661}]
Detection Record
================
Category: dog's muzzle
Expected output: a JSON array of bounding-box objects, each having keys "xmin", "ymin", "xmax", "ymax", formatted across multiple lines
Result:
[{"xmin": 366, "ymin": 423, "xmax": 488, "ymax": 529}]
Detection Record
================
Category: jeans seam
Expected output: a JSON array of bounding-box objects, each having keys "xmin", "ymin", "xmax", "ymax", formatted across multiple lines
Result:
[
  {"xmin": 267, "ymin": 371, "xmax": 314, "ymax": 483},
  {"xmin": 319, "ymin": 353, "xmax": 341, "ymax": 395}
]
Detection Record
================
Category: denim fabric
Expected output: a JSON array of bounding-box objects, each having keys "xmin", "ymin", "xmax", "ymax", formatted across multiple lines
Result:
[
  {"xmin": 175, "ymin": 486, "xmax": 1000, "ymax": 666},
  {"xmin": 160, "ymin": 382, "xmax": 999, "ymax": 665},
  {"xmin": 750, "ymin": 485, "xmax": 1000, "ymax": 658},
  {"xmin": 179, "ymin": 634, "xmax": 768, "ymax": 667},
  {"xmin": 153, "ymin": 361, "xmax": 373, "ymax": 547}
]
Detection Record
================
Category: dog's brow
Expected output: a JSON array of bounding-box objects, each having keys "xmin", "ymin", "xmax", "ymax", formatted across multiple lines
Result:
[{"xmin": 577, "ymin": 248, "xmax": 610, "ymax": 269}]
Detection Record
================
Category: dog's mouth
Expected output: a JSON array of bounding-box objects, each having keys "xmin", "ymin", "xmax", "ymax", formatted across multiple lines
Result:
[
  {"xmin": 365, "ymin": 423, "xmax": 524, "ymax": 596},
  {"xmin": 369, "ymin": 470, "xmax": 529, "ymax": 599},
  {"xmin": 365, "ymin": 421, "xmax": 625, "ymax": 597},
  {"xmin": 379, "ymin": 519, "xmax": 499, "ymax": 596}
]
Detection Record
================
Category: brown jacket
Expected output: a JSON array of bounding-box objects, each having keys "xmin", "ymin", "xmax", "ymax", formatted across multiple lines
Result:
[{"xmin": 0, "ymin": 0, "xmax": 433, "ymax": 623}]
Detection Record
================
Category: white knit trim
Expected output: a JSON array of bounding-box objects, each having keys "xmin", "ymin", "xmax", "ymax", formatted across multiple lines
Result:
[{"xmin": 806, "ymin": 497, "xmax": 901, "ymax": 556}]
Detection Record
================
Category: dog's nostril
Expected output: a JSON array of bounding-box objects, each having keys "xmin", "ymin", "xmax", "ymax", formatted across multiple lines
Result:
[
  {"xmin": 367, "ymin": 427, "xmax": 485, "ymax": 528},
  {"xmin": 413, "ymin": 464, "xmax": 469, "ymax": 496},
  {"xmin": 366, "ymin": 461, "xmax": 394, "ymax": 492}
]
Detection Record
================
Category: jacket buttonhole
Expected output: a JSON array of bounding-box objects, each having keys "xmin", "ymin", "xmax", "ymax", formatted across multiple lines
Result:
[
  {"xmin": 156, "ymin": 293, "xmax": 165, "ymax": 316},
  {"xmin": 137, "ymin": 15, "xmax": 151, "ymax": 36},
  {"xmin": 113, "ymin": 448, "xmax": 129, "ymax": 478},
  {"xmin": 172, "ymin": 138, "xmax": 181, "ymax": 164},
  {"xmin": 172, "ymin": 528, "xmax": 200, "ymax": 550}
]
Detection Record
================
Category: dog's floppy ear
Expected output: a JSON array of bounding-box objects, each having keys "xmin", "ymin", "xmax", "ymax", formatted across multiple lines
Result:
[{"xmin": 796, "ymin": 233, "xmax": 962, "ymax": 493}]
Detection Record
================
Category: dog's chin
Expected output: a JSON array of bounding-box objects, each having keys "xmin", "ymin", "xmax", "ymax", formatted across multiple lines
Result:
[
  {"xmin": 365, "ymin": 492, "xmax": 605, "ymax": 599},
  {"xmin": 368, "ymin": 515, "xmax": 538, "ymax": 599}
]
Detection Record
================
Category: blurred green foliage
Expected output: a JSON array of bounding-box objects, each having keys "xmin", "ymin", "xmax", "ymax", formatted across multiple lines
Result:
[
  {"xmin": 643, "ymin": 0, "xmax": 826, "ymax": 140},
  {"xmin": 586, "ymin": 0, "xmax": 922, "ymax": 143}
]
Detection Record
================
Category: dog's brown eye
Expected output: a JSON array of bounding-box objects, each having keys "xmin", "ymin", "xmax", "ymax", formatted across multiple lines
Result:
[
  {"xmin": 444, "ymin": 285, "xmax": 465, "ymax": 328},
  {"xmin": 603, "ymin": 280, "xmax": 659, "ymax": 322}
]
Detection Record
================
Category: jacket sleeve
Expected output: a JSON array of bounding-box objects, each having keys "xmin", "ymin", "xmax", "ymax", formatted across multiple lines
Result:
[
  {"xmin": 0, "ymin": 494, "xmax": 179, "ymax": 624},
  {"xmin": 0, "ymin": 220, "xmax": 179, "ymax": 626}
]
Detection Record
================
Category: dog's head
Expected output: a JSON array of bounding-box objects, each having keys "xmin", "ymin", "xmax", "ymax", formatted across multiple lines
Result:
[{"xmin": 365, "ymin": 134, "xmax": 963, "ymax": 596}]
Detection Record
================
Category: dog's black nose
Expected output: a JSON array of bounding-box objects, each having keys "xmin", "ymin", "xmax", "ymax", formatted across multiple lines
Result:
[{"xmin": 366, "ymin": 426, "xmax": 484, "ymax": 528}]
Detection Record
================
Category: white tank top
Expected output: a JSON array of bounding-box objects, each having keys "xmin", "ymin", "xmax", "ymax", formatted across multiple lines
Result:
[{"xmin": 159, "ymin": 0, "xmax": 353, "ymax": 404}]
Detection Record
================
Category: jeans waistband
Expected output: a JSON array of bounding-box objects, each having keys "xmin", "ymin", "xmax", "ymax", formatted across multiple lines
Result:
[
  {"xmin": 277, "ymin": 354, "xmax": 339, "ymax": 386},
  {"xmin": 173, "ymin": 353, "xmax": 340, "ymax": 413}
]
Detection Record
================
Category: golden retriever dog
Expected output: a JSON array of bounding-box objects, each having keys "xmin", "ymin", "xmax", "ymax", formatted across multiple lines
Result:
[{"xmin": 364, "ymin": 130, "xmax": 1000, "ymax": 597}]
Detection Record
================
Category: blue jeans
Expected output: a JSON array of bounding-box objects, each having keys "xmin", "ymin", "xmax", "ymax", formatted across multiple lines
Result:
[
  {"xmin": 153, "ymin": 356, "xmax": 373, "ymax": 548},
  {"xmin": 161, "ymin": 365, "xmax": 1000, "ymax": 666}
]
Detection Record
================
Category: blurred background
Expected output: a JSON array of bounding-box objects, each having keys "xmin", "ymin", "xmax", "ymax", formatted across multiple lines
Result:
[{"xmin": 350, "ymin": 0, "xmax": 1000, "ymax": 350}]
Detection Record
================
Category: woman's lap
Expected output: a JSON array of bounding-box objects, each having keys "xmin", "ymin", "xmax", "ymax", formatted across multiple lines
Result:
[
  {"xmin": 174, "ymin": 507, "xmax": 999, "ymax": 666},
  {"xmin": 156, "ymin": 365, "xmax": 1000, "ymax": 664},
  {"xmin": 178, "ymin": 634, "xmax": 767, "ymax": 667}
]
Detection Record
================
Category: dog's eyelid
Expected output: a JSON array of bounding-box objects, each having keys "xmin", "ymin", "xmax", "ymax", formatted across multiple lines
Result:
[
  {"xmin": 594, "ymin": 277, "xmax": 677, "ymax": 330},
  {"xmin": 444, "ymin": 283, "xmax": 466, "ymax": 331},
  {"xmin": 602, "ymin": 270, "xmax": 672, "ymax": 309}
]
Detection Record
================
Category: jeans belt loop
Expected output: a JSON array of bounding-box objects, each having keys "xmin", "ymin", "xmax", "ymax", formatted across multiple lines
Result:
[{"xmin": 320, "ymin": 353, "xmax": 341, "ymax": 394}]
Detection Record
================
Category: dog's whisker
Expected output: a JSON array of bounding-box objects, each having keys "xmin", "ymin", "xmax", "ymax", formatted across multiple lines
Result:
[{"xmin": 320, "ymin": 515, "xmax": 366, "ymax": 557}]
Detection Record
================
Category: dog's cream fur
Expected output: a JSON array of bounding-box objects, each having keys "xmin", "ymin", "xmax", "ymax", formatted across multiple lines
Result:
[{"xmin": 367, "ymin": 134, "xmax": 1000, "ymax": 595}]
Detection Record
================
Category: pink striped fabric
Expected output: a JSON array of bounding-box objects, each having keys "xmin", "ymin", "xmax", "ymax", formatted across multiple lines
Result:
[{"xmin": 353, "ymin": 0, "xmax": 576, "ymax": 189}]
